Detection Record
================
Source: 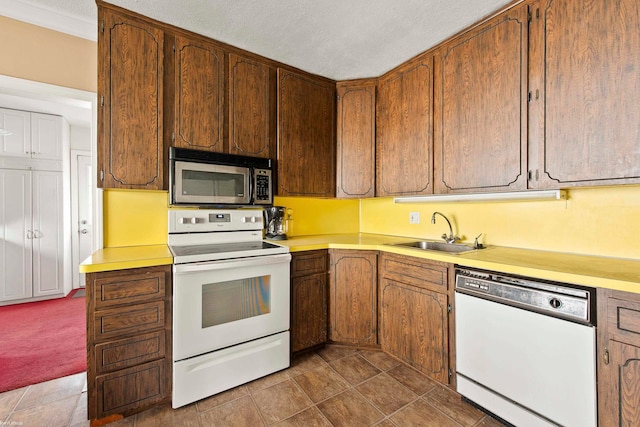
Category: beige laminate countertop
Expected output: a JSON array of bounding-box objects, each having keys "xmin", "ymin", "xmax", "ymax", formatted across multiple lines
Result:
[{"xmin": 80, "ymin": 233, "xmax": 640, "ymax": 293}]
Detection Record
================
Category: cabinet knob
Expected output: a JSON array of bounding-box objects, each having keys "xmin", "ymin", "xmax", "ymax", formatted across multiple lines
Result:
[{"xmin": 603, "ymin": 348, "xmax": 610, "ymax": 365}]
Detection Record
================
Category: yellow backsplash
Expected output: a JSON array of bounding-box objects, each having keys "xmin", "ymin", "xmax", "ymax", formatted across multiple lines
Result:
[
  {"xmin": 360, "ymin": 185, "xmax": 640, "ymax": 260},
  {"xmin": 103, "ymin": 185, "xmax": 640, "ymax": 260}
]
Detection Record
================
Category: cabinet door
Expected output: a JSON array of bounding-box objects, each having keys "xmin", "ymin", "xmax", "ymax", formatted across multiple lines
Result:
[
  {"xmin": 336, "ymin": 80, "xmax": 376, "ymax": 198},
  {"xmin": 31, "ymin": 171, "xmax": 64, "ymax": 297},
  {"xmin": 31, "ymin": 113, "xmax": 62, "ymax": 161},
  {"xmin": 0, "ymin": 169, "xmax": 32, "ymax": 301},
  {"xmin": 277, "ymin": 68, "xmax": 335, "ymax": 197},
  {"xmin": 376, "ymin": 55, "xmax": 433, "ymax": 196},
  {"xmin": 99, "ymin": 9, "xmax": 164, "ymax": 189},
  {"xmin": 229, "ymin": 54, "xmax": 274, "ymax": 158},
  {"xmin": 380, "ymin": 279, "xmax": 449, "ymax": 384},
  {"xmin": 171, "ymin": 35, "xmax": 224, "ymax": 152},
  {"xmin": 529, "ymin": 0, "xmax": 640, "ymax": 188},
  {"xmin": 0, "ymin": 108, "xmax": 30, "ymax": 158},
  {"xmin": 434, "ymin": 5, "xmax": 528, "ymax": 193},
  {"xmin": 291, "ymin": 272, "xmax": 327, "ymax": 352},
  {"xmin": 329, "ymin": 250, "xmax": 377, "ymax": 346}
]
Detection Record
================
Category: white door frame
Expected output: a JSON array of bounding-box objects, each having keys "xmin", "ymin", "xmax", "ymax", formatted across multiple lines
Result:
[{"xmin": 71, "ymin": 149, "xmax": 91, "ymax": 289}]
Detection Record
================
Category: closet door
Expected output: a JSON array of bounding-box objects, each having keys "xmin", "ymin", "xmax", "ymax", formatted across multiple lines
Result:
[
  {"xmin": 32, "ymin": 170, "xmax": 64, "ymax": 297},
  {"xmin": 0, "ymin": 169, "xmax": 32, "ymax": 301}
]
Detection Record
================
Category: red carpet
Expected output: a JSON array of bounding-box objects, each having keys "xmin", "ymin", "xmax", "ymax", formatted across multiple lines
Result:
[{"xmin": 0, "ymin": 289, "xmax": 86, "ymax": 392}]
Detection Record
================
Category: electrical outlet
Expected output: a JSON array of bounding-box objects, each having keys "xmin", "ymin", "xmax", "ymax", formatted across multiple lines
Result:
[{"xmin": 409, "ymin": 212, "xmax": 420, "ymax": 224}]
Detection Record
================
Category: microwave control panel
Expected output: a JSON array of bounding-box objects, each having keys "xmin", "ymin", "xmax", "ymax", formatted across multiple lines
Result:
[{"xmin": 254, "ymin": 169, "xmax": 272, "ymax": 204}]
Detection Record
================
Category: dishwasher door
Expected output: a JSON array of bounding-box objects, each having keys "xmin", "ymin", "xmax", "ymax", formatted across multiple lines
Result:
[{"xmin": 455, "ymin": 292, "xmax": 596, "ymax": 427}]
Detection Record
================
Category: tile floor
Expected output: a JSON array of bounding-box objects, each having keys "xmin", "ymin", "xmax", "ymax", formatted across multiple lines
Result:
[{"xmin": 0, "ymin": 345, "xmax": 506, "ymax": 427}]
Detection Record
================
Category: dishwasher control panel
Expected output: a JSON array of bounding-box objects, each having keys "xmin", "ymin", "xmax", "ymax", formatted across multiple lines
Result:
[{"xmin": 455, "ymin": 267, "xmax": 594, "ymax": 325}]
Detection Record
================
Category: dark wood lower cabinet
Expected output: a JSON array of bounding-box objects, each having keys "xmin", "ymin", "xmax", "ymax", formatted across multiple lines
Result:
[
  {"xmin": 86, "ymin": 265, "xmax": 172, "ymax": 421},
  {"xmin": 329, "ymin": 250, "xmax": 378, "ymax": 346},
  {"xmin": 378, "ymin": 253, "xmax": 453, "ymax": 385},
  {"xmin": 291, "ymin": 250, "xmax": 328, "ymax": 353},
  {"xmin": 597, "ymin": 288, "xmax": 640, "ymax": 426}
]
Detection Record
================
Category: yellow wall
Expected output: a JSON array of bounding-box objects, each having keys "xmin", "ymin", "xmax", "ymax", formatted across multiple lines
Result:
[
  {"xmin": 0, "ymin": 16, "xmax": 97, "ymax": 92},
  {"xmin": 361, "ymin": 185, "xmax": 640, "ymax": 260},
  {"xmin": 273, "ymin": 197, "xmax": 360, "ymax": 236},
  {"xmin": 103, "ymin": 190, "xmax": 169, "ymax": 247}
]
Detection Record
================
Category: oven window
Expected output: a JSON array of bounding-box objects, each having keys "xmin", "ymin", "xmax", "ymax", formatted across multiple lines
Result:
[
  {"xmin": 202, "ymin": 275, "xmax": 271, "ymax": 328},
  {"xmin": 182, "ymin": 170, "xmax": 245, "ymax": 197}
]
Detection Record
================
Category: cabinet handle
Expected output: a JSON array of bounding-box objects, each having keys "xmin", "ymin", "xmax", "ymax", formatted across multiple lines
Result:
[
  {"xmin": 33, "ymin": 229, "xmax": 42, "ymax": 238},
  {"xmin": 27, "ymin": 230, "xmax": 33, "ymax": 239},
  {"xmin": 603, "ymin": 349, "xmax": 610, "ymax": 365}
]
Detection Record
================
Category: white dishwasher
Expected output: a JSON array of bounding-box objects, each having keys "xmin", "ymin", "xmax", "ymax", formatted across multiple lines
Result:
[{"xmin": 455, "ymin": 268, "xmax": 596, "ymax": 427}]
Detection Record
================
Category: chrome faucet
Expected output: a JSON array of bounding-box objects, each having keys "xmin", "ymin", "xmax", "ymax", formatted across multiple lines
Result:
[{"xmin": 431, "ymin": 211, "xmax": 459, "ymax": 244}]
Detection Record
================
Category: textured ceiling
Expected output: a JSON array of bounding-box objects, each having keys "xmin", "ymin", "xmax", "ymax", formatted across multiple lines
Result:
[{"xmin": 10, "ymin": 0, "xmax": 513, "ymax": 80}]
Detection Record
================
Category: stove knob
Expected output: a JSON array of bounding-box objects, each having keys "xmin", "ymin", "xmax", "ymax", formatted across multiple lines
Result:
[
  {"xmin": 178, "ymin": 217, "xmax": 190, "ymax": 224},
  {"xmin": 190, "ymin": 217, "xmax": 197, "ymax": 224},
  {"xmin": 250, "ymin": 216, "xmax": 257, "ymax": 223}
]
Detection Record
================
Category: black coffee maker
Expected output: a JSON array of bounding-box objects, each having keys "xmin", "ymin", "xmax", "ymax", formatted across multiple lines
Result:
[{"xmin": 264, "ymin": 206, "xmax": 288, "ymax": 240}]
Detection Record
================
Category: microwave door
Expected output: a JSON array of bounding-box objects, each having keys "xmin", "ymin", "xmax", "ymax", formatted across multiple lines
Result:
[{"xmin": 174, "ymin": 161, "xmax": 250, "ymax": 205}]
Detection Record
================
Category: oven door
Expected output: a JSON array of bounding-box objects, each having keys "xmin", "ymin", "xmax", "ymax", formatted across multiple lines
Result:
[
  {"xmin": 173, "ymin": 253, "xmax": 291, "ymax": 361},
  {"xmin": 172, "ymin": 160, "xmax": 251, "ymax": 205}
]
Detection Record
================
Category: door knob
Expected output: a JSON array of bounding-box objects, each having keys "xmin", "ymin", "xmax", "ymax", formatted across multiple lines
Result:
[{"xmin": 81, "ymin": 229, "xmax": 88, "ymax": 234}]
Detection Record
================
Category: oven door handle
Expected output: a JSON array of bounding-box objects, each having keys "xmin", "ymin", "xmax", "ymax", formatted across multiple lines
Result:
[{"xmin": 173, "ymin": 253, "xmax": 291, "ymax": 274}]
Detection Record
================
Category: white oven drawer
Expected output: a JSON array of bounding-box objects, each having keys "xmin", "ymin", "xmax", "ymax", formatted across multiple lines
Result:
[{"xmin": 173, "ymin": 331, "xmax": 289, "ymax": 408}]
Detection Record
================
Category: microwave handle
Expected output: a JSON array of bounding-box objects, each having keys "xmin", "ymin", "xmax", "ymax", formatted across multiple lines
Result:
[{"xmin": 248, "ymin": 167, "xmax": 255, "ymax": 205}]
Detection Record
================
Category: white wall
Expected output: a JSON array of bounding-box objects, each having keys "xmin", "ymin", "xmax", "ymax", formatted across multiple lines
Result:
[{"xmin": 70, "ymin": 125, "xmax": 91, "ymax": 151}]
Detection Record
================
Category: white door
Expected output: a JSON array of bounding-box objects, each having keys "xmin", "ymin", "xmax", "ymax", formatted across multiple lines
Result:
[
  {"xmin": 0, "ymin": 108, "xmax": 30, "ymax": 158},
  {"xmin": 0, "ymin": 169, "xmax": 33, "ymax": 301},
  {"xmin": 32, "ymin": 170, "xmax": 64, "ymax": 297},
  {"xmin": 31, "ymin": 113, "xmax": 62, "ymax": 160},
  {"xmin": 72, "ymin": 152, "xmax": 92, "ymax": 289}
]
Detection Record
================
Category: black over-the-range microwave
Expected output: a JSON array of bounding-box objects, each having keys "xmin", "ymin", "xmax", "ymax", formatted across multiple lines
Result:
[{"xmin": 169, "ymin": 147, "xmax": 273, "ymax": 206}]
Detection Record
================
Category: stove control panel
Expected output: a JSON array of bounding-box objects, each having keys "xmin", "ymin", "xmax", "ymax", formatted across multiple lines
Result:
[{"xmin": 169, "ymin": 209, "xmax": 265, "ymax": 233}]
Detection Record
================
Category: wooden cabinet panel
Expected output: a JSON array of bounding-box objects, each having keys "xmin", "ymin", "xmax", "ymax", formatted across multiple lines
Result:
[
  {"xmin": 380, "ymin": 279, "xmax": 449, "ymax": 383},
  {"xmin": 336, "ymin": 80, "xmax": 376, "ymax": 198},
  {"xmin": 291, "ymin": 250, "xmax": 327, "ymax": 278},
  {"xmin": 291, "ymin": 273, "xmax": 327, "ymax": 353},
  {"xmin": 277, "ymin": 68, "xmax": 336, "ymax": 197},
  {"xmin": 434, "ymin": 5, "xmax": 528, "ymax": 193},
  {"xmin": 529, "ymin": 0, "xmax": 640, "ymax": 188},
  {"xmin": 376, "ymin": 55, "xmax": 433, "ymax": 196},
  {"xmin": 86, "ymin": 264, "xmax": 171, "ymax": 421},
  {"xmin": 96, "ymin": 359, "xmax": 166, "ymax": 416},
  {"xmin": 98, "ymin": 9, "xmax": 163, "ymax": 189},
  {"xmin": 329, "ymin": 250, "xmax": 377, "ymax": 346},
  {"xmin": 95, "ymin": 330, "xmax": 166, "ymax": 374},
  {"xmin": 379, "ymin": 253, "xmax": 452, "ymax": 385},
  {"xmin": 94, "ymin": 300, "xmax": 165, "ymax": 341},
  {"xmin": 229, "ymin": 54, "xmax": 275, "ymax": 158},
  {"xmin": 169, "ymin": 35, "xmax": 224, "ymax": 152},
  {"xmin": 94, "ymin": 269, "xmax": 166, "ymax": 309},
  {"xmin": 598, "ymin": 289, "xmax": 640, "ymax": 427}
]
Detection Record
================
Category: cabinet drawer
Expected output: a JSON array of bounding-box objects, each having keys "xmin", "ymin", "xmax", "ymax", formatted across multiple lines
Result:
[
  {"xmin": 96, "ymin": 359, "xmax": 167, "ymax": 417},
  {"xmin": 607, "ymin": 295, "xmax": 640, "ymax": 347},
  {"xmin": 291, "ymin": 250, "xmax": 327, "ymax": 277},
  {"xmin": 95, "ymin": 330, "xmax": 166, "ymax": 374},
  {"xmin": 94, "ymin": 301, "xmax": 165, "ymax": 341},
  {"xmin": 93, "ymin": 268, "xmax": 167, "ymax": 309},
  {"xmin": 379, "ymin": 253, "xmax": 448, "ymax": 293}
]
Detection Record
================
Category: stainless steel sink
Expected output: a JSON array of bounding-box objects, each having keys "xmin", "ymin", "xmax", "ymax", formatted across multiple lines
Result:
[{"xmin": 391, "ymin": 240, "xmax": 480, "ymax": 254}]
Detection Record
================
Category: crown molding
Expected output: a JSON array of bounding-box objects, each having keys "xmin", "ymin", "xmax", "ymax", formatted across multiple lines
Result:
[{"xmin": 0, "ymin": 0, "xmax": 97, "ymax": 42}]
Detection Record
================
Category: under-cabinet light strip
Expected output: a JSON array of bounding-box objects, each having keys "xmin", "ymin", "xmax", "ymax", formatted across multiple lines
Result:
[{"xmin": 394, "ymin": 190, "xmax": 567, "ymax": 203}]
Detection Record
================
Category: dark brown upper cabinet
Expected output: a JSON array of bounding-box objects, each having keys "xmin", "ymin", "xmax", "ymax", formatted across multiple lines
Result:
[
  {"xmin": 228, "ymin": 54, "xmax": 276, "ymax": 158},
  {"xmin": 98, "ymin": 8, "xmax": 164, "ymax": 189},
  {"xmin": 277, "ymin": 68, "xmax": 336, "ymax": 197},
  {"xmin": 376, "ymin": 54, "xmax": 434, "ymax": 197},
  {"xmin": 336, "ymin": 80, "xmax": 376, "ymax": 199},
  {"xmin": 168, "ymin": 34, "xmax": 224, "ymax": 152},
  {"xmin": 434, "ymin": 4, "xmax": 529, "ymax": 193},
  {"xmin": 528, "ymin": 0, "xmax": 640, "ymax": 188}
]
